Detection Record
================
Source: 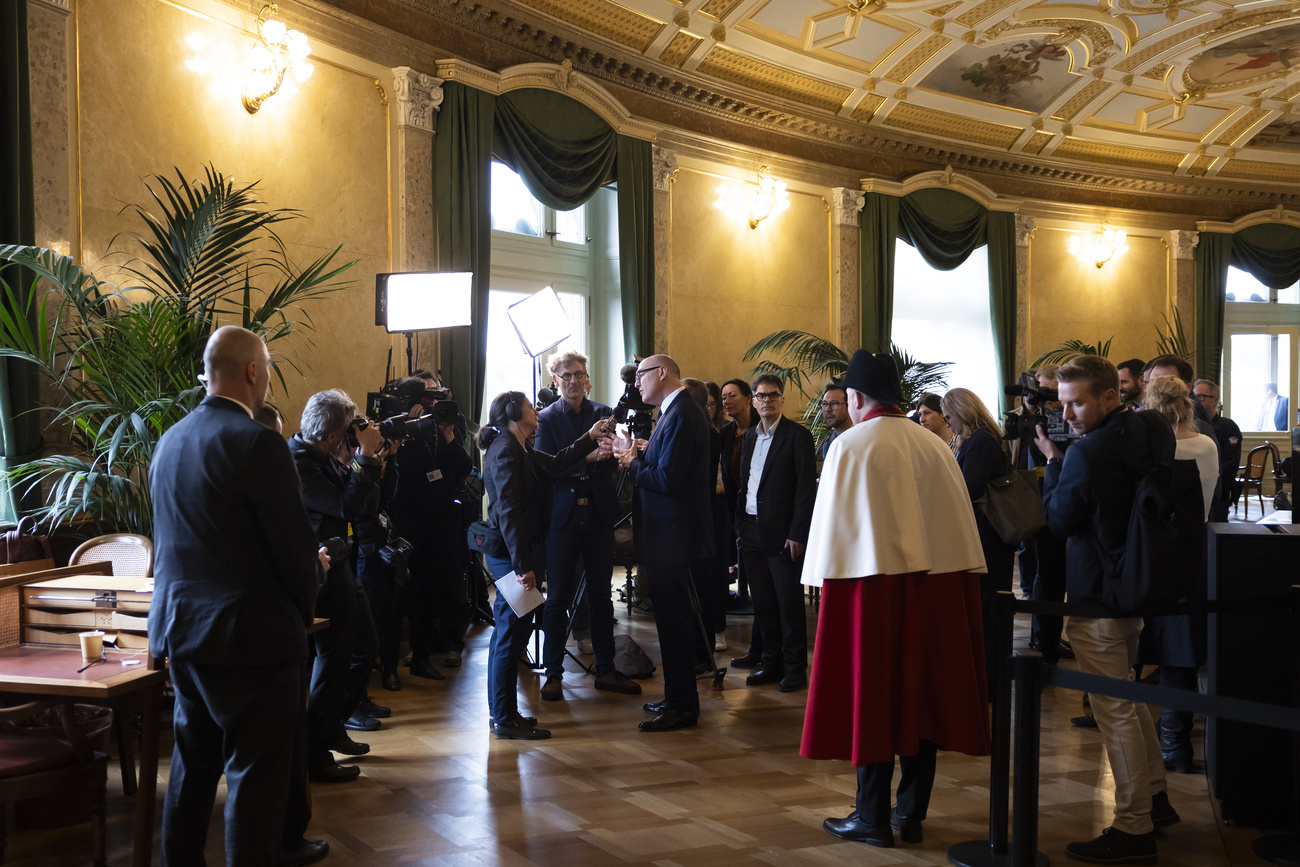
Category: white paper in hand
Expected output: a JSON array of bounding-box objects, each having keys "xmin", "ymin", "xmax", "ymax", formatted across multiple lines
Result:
[{"xmin": 494, "ymin": 573, "xmax": 545, "ymax": 618}]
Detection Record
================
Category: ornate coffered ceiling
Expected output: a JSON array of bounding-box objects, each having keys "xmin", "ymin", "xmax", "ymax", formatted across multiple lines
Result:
[{"xmin": 312, "ymin": 0, "xmax": 1300, "ymax": 204}]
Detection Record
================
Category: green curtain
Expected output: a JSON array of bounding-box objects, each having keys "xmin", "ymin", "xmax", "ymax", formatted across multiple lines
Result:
[
  {"xmin": 494, "ymin": 89, "xmax": 618, "ymax": 210},
  {"xmin": 897, "ymin": 188, "xmax": 988, "ymax": 270},
  {"xmin": 615, "ymin": 135, "xmax": 653, "ymax": 358},
  {"xmin": 1194, "ymin": 231, "xmax": 1233, "ymax": 385},
  {"xmin": 859, "ymin": 193, "xmax": 899, "ymax": 352},
  {"xmin": 1, "ymin": 0, "xmax": 39, "ymax": 518},
  {"xmin": 1232, "ymin": 223, "xmax": 1300, "ymax": 291},
  {"xmin": 435, "ymin": 82, "xmax": 495, "ymax": 422},
  {"xmin": 986, "ymin": 211, "xmax": 1017, "ymax": 413}
]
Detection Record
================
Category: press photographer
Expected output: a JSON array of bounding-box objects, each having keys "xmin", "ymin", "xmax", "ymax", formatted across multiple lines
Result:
[
  {"xmin": 381, "ymin": 376, "xmax": 472, "ymax": 682},
  {"xmin": 288, "ymin": 388, "xmax": 387, "ymax": 783}
]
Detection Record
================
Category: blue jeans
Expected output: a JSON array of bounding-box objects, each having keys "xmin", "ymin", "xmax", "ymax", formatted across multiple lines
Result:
[{"xmin": 486, "ymin": 549, "xmax": 544, "ymax": 724}]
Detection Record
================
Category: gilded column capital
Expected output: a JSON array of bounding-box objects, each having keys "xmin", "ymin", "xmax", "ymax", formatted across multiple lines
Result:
[
  {"xmin": 391, "ymin": 66, "xmax": 444, "ymax": 133},
  {"xmin": 652, "ymin": 146, "xmax": 678, "ymax": 192},
  {"xmin": 1015, "ymin": 214, "xmax": 1037, "ymax": 247},
  {"xmin": 1169, "ymin": 229, "xmax": 1199, "ymax": 260},
  {"xmin": 832, "ymin": 188, "xmax": 865, "ymax": 227}
]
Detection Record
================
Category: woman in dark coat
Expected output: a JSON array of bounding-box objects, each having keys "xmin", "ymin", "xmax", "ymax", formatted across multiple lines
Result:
[
  {"xmin": 941, "ymin": 387, "xmax": 1016, "ymax": 688},
  {"xmin": 478, "ymin": 391, "xmax": 608, "ymax": 739}
]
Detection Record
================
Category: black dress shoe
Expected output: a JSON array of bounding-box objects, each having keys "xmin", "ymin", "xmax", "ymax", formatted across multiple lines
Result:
[
  {"xmin": 493, "ymin": 719, "xmax": 551, "ymax": 740},
  {"xmin": 278, "ymin": 838, "xmax": 330, "ymax": 867},
  {"xmin": 1161, "ymin": 743, "xmax": 1194, "ymax": 774},
  {"xmin": 359, "ymin": 696, "xmax": 391, "ymax": 718},
  {"xmin": 746, "ymin": 667, "xmax": 785, "ymax": 686},
  {"xmin": 890, "ymin": 806, "xmax": 923, "ymax": 843},
  {"xmin": 410, "ymin": 660, "xmax": 445, "ymax": 680},
  {"xmin": 778, "ymin": 671, "xmax": 807, "ymax": 693},
  {"xmin": 643, "ymin": 700, "xmax": 667, "ymax": 714},
  {"xmin": 487, "ymin": 712, "xmax": 538, "ymax": 733},
  {"xmin": 1150, "ymin": 791, "xmax": 1180, "ymax": 828},
  {"xmin": 823, "ymin": 812, "xmax": 894, "ymax": 847},
  {"xmin": 638, "ymin": 709, "xmax": 698, "ymax": 732},
  {"xmin": 594, "ymin": 670, "xmax": 643, "ymax": 694},
  {"xmin": 309, "ymin": 762, "xmax": 361, "ymax": 783},
  {"xmin": 540, "ymin": 675, "xmax": 563, "ymax": 701},
  {"xmin": 331, "ymin": 733, "xmax": 370, "ymax": 756},
  {"xmin": 381, "ymin": 670, "xmax": 401, "ymax": 691},
  {"xmin": 730, "ymin": 652, "xmax": 761, "ymax": 669},
  {"xmin": 344, "ymin": 712, "xmax": 380, "ymax": 732}
]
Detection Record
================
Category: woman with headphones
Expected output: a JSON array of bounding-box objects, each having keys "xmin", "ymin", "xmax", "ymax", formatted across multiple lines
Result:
[{"xmin": 477, "ymin": 390, "xmax": 612, "ymax": 739}]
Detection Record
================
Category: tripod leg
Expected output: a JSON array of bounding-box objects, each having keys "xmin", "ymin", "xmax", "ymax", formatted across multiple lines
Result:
[
  {"xmin": 561, "ymin": 571, "xmax": 595, "ymax": 675},
  {"xmin": 685, "ymin": 573, "xmax": 727, "ymax": 691}
]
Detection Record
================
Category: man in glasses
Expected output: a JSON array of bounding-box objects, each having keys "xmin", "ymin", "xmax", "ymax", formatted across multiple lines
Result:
[
  {"xmin": 1192, "ymin": 379, "xmax": 1240, "ymax": 523},
  {"xmin": 535, "ymin": 351, "xmax": 641, "ymax": 702},
  {"xmin": 819, "ymin": 380, "xmax": 853, "ymax": 460}
]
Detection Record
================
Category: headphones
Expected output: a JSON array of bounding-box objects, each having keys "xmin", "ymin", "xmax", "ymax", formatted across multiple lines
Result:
[{"xmin": 503, "ymin": 391, "xmax": 525, "ymax": 423}]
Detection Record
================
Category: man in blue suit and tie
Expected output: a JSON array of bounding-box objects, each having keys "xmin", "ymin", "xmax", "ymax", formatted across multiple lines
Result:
[
  {"xmin": 149, "ymin": 326, "xmax": 327, "ymax": 866},
  {"xmin": 618, "ymin": 355, "xmax": 714, "ymax": 731}
]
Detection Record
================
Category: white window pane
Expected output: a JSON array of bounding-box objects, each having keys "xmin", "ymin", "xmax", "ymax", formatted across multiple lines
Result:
[
  {"xmin": 1226, "ymin": 266, "xmax": 1270, "ymax": 303},
  {"xmin": 1280, "ymin": 282, "xmax": 1300, "ymax": 305},
  {"xmin": 483, "ymin": 289, "xmax": 588, "ymax": 423},
  {"xmin": 891, "ymin": 241, "xmax": 1000, "ymax": 414},
  {"xmin": 1229, "ymin": 333, "xmax": 1291, "ymax": 431},
  {"xmin": 490, "ymin": 162, "xmax": 544, "ymax": 238},
  {"xmin": 554, "ymin": 204, "xmax": 586, "ymax": 245}
]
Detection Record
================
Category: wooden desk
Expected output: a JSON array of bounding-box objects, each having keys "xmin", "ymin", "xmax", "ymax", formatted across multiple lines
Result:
[{"xmin": 0, "ymin": 644, "xmax": 164, "ymax": 867}]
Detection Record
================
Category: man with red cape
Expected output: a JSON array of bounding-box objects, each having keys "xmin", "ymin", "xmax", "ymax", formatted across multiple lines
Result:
[{"xmin": 800, "ymin": 350, "xmax": 992, "ymax": 847}]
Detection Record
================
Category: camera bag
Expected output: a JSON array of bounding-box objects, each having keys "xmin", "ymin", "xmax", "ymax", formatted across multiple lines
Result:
[
  {"xmin": 1, "ymin": 517, "xmax": 52, "ymax": 565},
  {"xmin": 612, "ymin": 633, "xmax": 656, "ymax": 679},
  {"xmin": 977, "ymin": 469, "xmax": 1046, "ymax": 544},
  {"xmin": 466, "ymin": 521, "xmax": 508, "ymax": 559}
]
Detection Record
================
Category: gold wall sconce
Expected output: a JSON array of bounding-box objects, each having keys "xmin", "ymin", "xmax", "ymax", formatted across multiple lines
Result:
[
  {"xmin": 242, "ymin": 4, "xmax": 314, "ymax": 114},
  {"xmin": 1069, "ymin": 223, "xmax": 1128, "ymax": 269},
  {"xmin": 748, "ymin": 166, "xmax": 790, "ymax": 229}
]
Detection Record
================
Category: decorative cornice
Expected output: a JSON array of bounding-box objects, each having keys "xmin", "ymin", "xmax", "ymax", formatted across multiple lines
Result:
[
  {"xmin": 861, "ymin": 167, "xmax": 1024, "ymax": 212},
  {"xmin": 652, "ymin": 147, "xmax": 678, "ymax": 192},
  {"xmin": 1168, "ymin": 229, "xmax": 1198, "ymax": 260},
  {"xmin": 31, "ymin": 0, "xmax": 71, "ymax": 12},
  {"xmin": 1016, "ymin": 215, "xmax": 1037, "ymax": 247},
  {"xmin": 831, "ymin": 188, "xmax": 865, "ymax": 227},
  {"xmin": 392, "ymin": 67, "xmax": 444, "ymax": 132},
  {"xmin": 1197, "ymin": 205, "xmax": 1300, "ymax": 233}
]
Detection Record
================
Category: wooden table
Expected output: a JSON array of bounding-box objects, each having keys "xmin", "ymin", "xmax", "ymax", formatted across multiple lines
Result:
[{"xmin": 0, "ymin": 644, "xmax": 165, "ymax": 867}]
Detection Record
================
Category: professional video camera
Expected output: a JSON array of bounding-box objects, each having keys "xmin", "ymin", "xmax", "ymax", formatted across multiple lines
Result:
[
  {"xmin": 364, "ymin": 380, "xmax": 460, "ymax": 442},
  {"xmin": 1002, "ymin": 370, "xmax": 1078, "ymax": 448},
  {"xmin": 612, "ymin": 362, "xmax": 655, "ymax": 441},
  {"xmin": 535, "ymin": 386, "xmax": 559, "ymax": 412}
]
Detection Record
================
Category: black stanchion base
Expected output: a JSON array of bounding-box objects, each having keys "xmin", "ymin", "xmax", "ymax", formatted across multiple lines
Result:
[
  {"xmin": 948, "ymin": 840, "xmax": 1049, "ymax": 867},
  {"xmin": 1254, "ymin": 833, "xmax": 1300, "ymax": 867}
]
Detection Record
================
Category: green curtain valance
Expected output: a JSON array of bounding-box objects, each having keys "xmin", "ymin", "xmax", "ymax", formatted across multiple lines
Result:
[
  {"xmin": 493, "ymin": 89, "xmax": 618, "ymax": 211},
  {"xmin": 1232, "ymin": 223, "xmax": 1300, "ymax": 291},
  {"xmin": 897, "ymin": 188, "xmax": 989, "ymax": 271}
]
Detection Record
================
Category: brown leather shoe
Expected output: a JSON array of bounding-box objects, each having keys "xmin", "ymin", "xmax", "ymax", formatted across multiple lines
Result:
[
  {"xmin": 540, "ymin": 675, "xmax": 563, "ymax": 701},
  {"xmin": 594, "ymin": 670, "xmax": 642, "ymax": 695}
]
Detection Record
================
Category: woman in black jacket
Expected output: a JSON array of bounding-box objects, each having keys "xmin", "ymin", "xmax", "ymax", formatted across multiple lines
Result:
[
  {"xmin": 941, "ymin": 387, "xmax": 1016, "ymax": 688},
  {"xmin": 478, "ymin": 391, "xmax": 609, "ymax": 739}
]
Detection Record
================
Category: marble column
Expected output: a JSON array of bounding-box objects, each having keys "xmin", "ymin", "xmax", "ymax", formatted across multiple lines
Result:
[
  {"xmin": 27, "ymin": 0, "xmax": 74, "ymax": 257},
  {"xmin": 831, "ymin": 188, "xmax": 864, "ymax": 351},
  {"xmin": 652, "ymin": 146, "xmax": 676, "ymax": 355},
  {"xmin": 1015, "ymin": 215, "xmax": 1036, "ymax": 375},
  {"xmin": 1168, "ymin": 229, "xmax": 1199, "ymax": 360},
  {"xmin": 391, "ymin": 66, "xmax": 443, "ymax": 368}
]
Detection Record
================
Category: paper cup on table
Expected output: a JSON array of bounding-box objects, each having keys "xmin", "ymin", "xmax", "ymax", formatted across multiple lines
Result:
[{"xmin": 79, "ymin": 631, "xmax": 105, "ymax": 663}]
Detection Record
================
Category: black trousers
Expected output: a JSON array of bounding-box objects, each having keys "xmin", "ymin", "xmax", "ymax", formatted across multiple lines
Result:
[
  {"xmin": 738, "ymin": 517, "xmax": 806, "ymax": 674},
  {"xmin": 308, "ymin": 563, "xmax": 376, "ymax": 768},
  {"xmin": 856, "ymin": 740, "xmax": 939, "ymax": 827},
  {"xmin": 358, "ymin": 548, "xmax": 400, "ymax": 674},
  {"xmin": 163, "ymin": 659, "xmax": 301, "ymax": 867},
  {"xmin": 282, "ymin": 661, "xmax": 311, "ymax": 848},
  {"xmin": 543, "ymin": 506, "xmax": 616, "ymax": 677},
  {"xmin": 408, "ymin": 537, "xmax": 470, "ymax": 657},
  {"xmin": 1030, "ymin": 530, "xmax": 1067, "ymax": 659},
  {"xmin": 643, "ymin": 524, "xmax": 700, "ymax": 714}
]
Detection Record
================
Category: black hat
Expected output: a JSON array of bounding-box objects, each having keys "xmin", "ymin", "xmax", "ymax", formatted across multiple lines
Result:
[{"xmin": 842, "ymin": 350, "xmax": 904, "ymax": 406}]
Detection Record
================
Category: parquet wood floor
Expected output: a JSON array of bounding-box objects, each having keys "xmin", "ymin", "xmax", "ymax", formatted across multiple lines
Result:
[{"xmin": 9, "ymin": 585, "xmax": 1277, "ymax": 866}]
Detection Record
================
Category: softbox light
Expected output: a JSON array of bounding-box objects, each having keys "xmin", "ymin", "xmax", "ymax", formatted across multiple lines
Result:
[
  {"xmin": 375, "ymin": 271, "xmax": 473, "ymax": 333},
  {"xmin": 507, "ymin": 287, "xmax": 572, "ymax": 357}
]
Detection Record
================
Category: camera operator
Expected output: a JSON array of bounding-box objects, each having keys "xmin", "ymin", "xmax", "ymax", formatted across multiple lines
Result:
[
  {"xmin": 288, "ymin": 389, "xmax": 387, "ymax": 783},
  {"xmin": 383, "ymin": 376, "xmax": 472, "ymax": 681}
]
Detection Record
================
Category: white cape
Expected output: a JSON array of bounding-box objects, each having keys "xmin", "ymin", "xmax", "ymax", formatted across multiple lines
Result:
[{"xmin": 801, "ymin": 415, "xmax": 988, "ymax": 586}]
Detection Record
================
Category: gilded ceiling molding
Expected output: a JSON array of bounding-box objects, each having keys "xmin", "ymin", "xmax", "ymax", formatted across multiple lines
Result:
[
  {"xmin": 1197, "ymin": 206, "xmax": 1300, "ymax": 233},
  {"xmin": 392, "ymin": 67, "xmax": 445, "ymax": 132},
  {"xmin": 434, "ymin": 59, "xmax": 662, "ymax": 141},
  {"xmin": 860, "ymin": 167, "xmax": 1025, "ymax": 212},
  {"xmin": 1015, "ymin": 215, "xmax": 1036, "ymax": 246},
  {"xmin": 1166, "ymin": 229, "xmax": 1198, "ymax": 259},
  {"xmin": 832, "ymin": 188, "xmax": 866, "ymax": 226},
  {"xmin": 652, "ymin": 147, "xmax": 678, "ymax": 191}
]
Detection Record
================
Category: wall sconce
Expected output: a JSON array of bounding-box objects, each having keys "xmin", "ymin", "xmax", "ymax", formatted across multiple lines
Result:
[
  {"xmin": 242, "ymin": 4, "xmax": 313, "ymax": 114},
  {"xmin": 748, "ymin": 166, "xmax": 790, "ymax": 229},
  {"xmin": 1069, "ymin": 223, "xmax": 1128, "ymax": 269}
]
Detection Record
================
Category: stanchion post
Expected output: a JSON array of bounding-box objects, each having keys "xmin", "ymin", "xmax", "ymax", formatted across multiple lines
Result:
[
  {"xmin": 1250, "ymin": 584, "xmax": 1300, "ymax": 867},
  {"xmin": 1011, "ymin": 651, "xmax": 1048, "ymax": 867}
]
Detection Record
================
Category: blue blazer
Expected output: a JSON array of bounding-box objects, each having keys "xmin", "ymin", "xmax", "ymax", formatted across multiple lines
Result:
[
  {"xmin": 534, "ymin": 398, "xmax": 617, "ymax": 529},
  {"xmin": 147, "ymin": 396, "xmax": 321, "ymax": 666},
  {"xmin": 629, "ymin": 391, "xmax": 714, "ymax": 562}
]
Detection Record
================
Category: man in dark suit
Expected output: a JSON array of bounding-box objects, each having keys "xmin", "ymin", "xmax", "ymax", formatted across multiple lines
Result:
[
  {"xmin": 148, "ymin": 326, "xmax": 328, "ymax": 866},
  {"xmin": 736, "ymin": 374, "xmax": 817, "ymax": 692},
  {"xmin": 617, "ymin": 354, "xmax": 713, "ymax": 731}
]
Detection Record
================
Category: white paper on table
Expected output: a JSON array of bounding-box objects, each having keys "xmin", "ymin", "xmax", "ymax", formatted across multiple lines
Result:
[{"xmin": 494, "ymin": 573, "xmax": 545, "ymax": 618}]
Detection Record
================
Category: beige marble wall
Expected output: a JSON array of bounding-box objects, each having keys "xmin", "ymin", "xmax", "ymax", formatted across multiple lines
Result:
[
  {"xmin": 666, "ymin": 164, "xmax": 834, "ymax": 394},
  {"xmin": 26, "ymin": 0, "xmax": 73, "ymax": 253},
  {"xmin": 73, "ymin": 0, "xmax": 394, "ymax": 431}
]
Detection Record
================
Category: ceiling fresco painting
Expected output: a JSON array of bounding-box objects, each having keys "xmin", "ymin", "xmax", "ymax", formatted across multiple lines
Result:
[{"xmin": 486, "ymin": 0, "xmax": 1300, "ymax": 185}]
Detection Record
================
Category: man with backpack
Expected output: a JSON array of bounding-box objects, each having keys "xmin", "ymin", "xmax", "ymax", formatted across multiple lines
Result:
[{"xmin": 1034, "ymin": 356, "xmax": 1181, "ymax": 864}]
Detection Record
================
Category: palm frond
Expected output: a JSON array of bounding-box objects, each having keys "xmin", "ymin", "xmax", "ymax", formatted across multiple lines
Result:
[{"xmin": 1032, "ymin": 337, "xmax": 1114, "ymax": 367}]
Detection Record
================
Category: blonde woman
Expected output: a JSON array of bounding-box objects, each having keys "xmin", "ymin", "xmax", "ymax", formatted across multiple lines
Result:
[{"xmin": 941, "ymin": 388, "xmax": 1015, "ymax": 686}]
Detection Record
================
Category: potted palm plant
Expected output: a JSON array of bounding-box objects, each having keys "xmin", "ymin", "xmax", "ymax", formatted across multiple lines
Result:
[{"xmin": 0, "ymin": 166, "xmax": 355, "ymax": 536}]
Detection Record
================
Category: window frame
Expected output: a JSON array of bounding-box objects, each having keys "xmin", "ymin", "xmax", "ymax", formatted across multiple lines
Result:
[{"xmin": 1222, "ymin": 267, "xmax": 1300, "ymax": 452}]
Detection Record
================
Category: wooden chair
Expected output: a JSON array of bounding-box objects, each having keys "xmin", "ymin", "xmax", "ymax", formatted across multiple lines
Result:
[
  {"xmin": 0, "ymin": 698, "xmax": 108, "ymax": 866},
  {"xmin": 69, "ymin": 534, "xmax": 153, "ymax": 578},
  {"xmin": 1266, "ymin": 441, "xmax": 1292, "ymax": 494},
  {"xmin": 1235, "ymin": 444, "xmax": 1272, "ymax": 519}
]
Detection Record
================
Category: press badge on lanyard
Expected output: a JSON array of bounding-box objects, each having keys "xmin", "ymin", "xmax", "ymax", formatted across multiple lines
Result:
[{"xmin": 427, "ymin": 469, "xmax": 443, "ymax": 483}]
